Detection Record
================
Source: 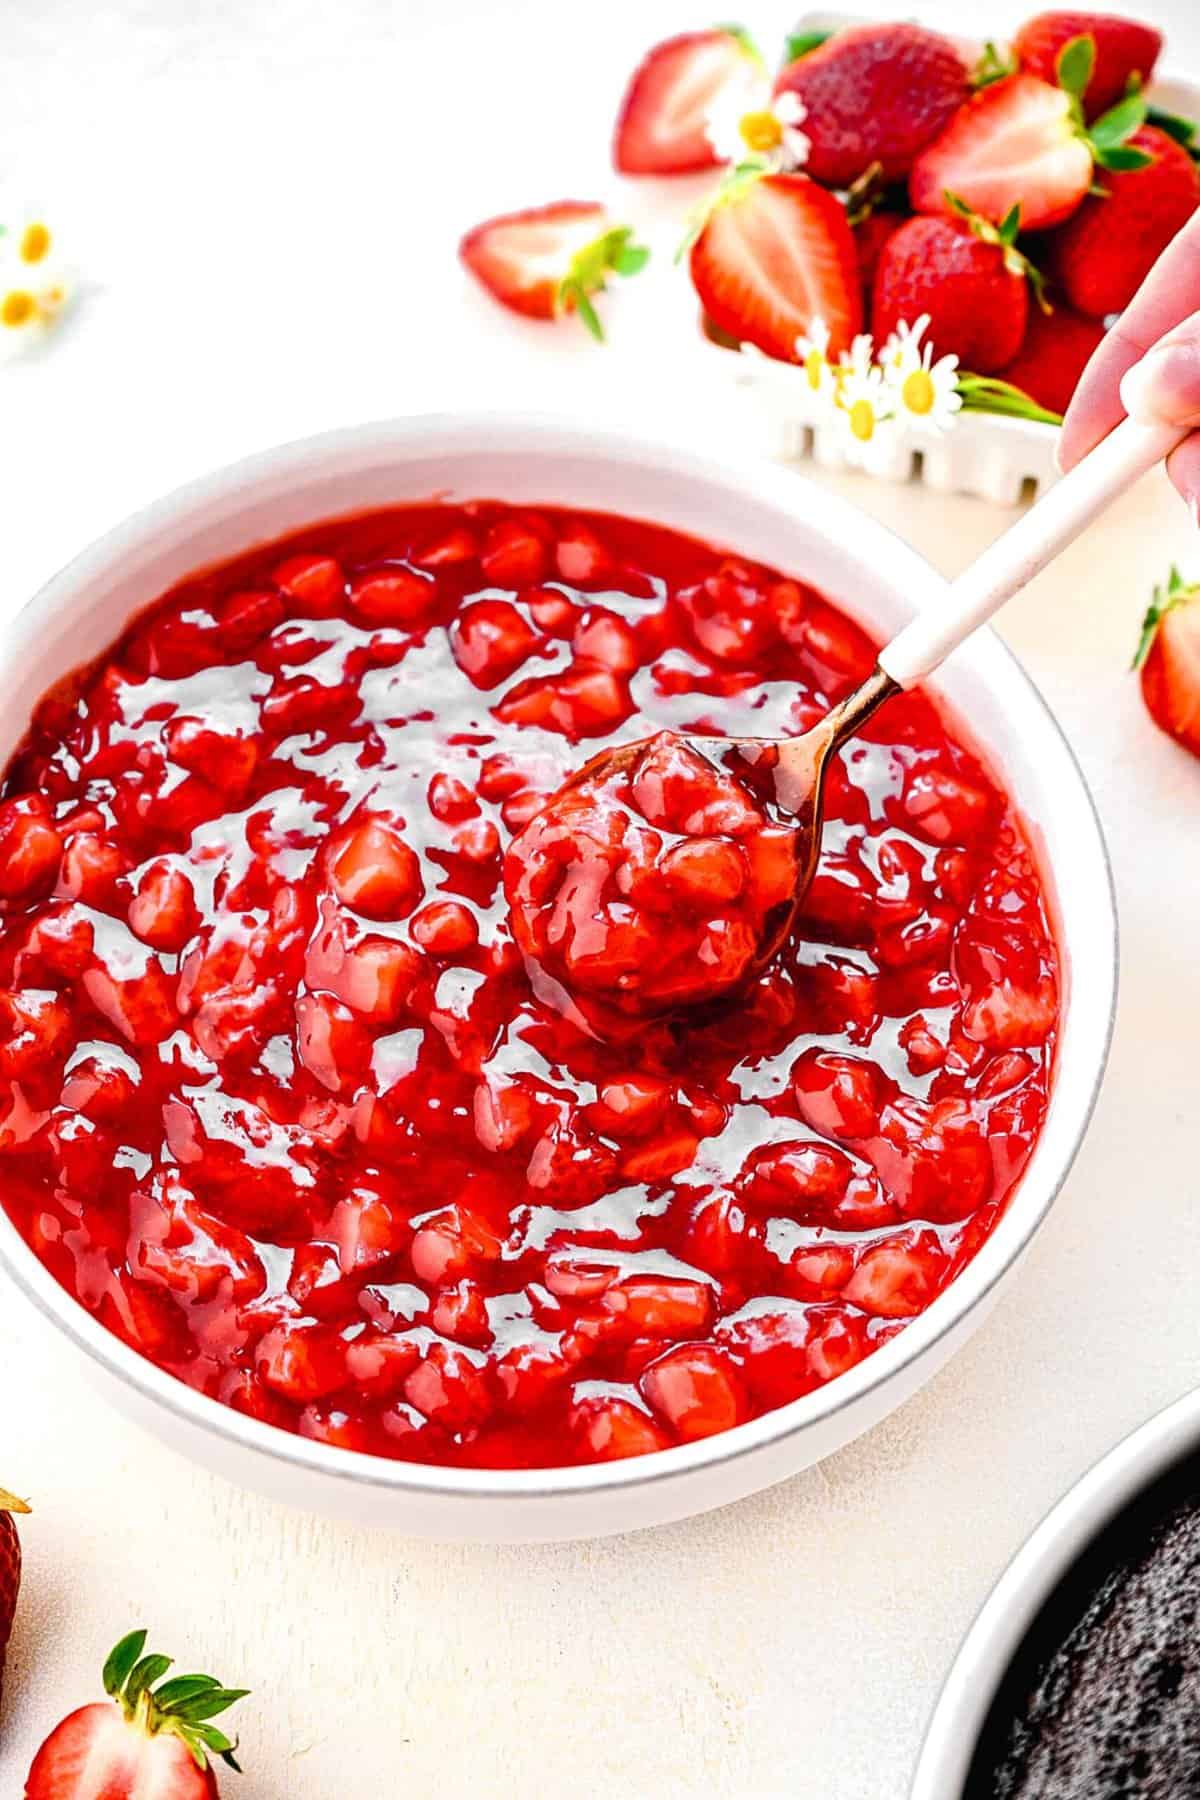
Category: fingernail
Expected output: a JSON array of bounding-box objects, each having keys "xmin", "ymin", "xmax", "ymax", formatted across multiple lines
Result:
[{"xmin": 1119, "ymin": 349, "xmax": 1171, "ymax": 421}]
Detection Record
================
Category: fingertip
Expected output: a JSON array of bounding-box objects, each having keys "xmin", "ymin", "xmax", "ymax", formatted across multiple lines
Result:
[{"xmin": 1164, "ymin": 434, "xmax": 1200, "ymax": 525}]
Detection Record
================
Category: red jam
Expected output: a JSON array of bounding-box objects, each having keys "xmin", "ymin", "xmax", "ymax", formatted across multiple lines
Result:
[
  {"xmin": 505, "ymin": 732, "xmax": 801, "ymax": 1029},
  {"xmin": 0, "ymin": 503, "xmax": 1060, "ymax": 1469}
]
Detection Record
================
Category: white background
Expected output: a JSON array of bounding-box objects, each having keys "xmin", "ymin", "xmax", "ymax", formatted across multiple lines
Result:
[{"xmin": 3, "ymin": 3, "xmax": 1200, "ymax": 1795}]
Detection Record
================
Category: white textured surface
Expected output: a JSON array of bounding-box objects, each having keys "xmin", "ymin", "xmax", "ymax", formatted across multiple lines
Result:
[{"xmin": 2, "ymin": 2, "xmax": 1200, "ymax": 1796}]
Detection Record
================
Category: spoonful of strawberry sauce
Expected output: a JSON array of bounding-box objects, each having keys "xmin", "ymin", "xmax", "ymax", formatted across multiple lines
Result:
[{"xmin": 506, "ymin": 413, "xmax": 1180, "ymax": 1030}]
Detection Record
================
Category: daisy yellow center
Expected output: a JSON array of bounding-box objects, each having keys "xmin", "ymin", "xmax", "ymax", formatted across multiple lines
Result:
[
  {"xmin": 1, "ymin": 290, "xmax": 35, "ymax": 329},
  {"xmin": 739, "ymin": 109, "xmax": 783, "ymax": 154},
  {"xmin": 848, "ymin": 398, "xmax": 876, "ymax": 442},
  {"xmin": 902, "ymin": 368, "xmax": 936, "ymax": 416},
  {"xmin": 804, "ymin": 348, "xmax": 824, "ymax": 390},
  {"xmin": 19, "ymin": 223, "xmax": 51, "ymax": 264}
]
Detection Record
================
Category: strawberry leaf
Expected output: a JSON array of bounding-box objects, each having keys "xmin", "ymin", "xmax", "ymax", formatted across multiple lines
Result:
[
  {"xmin": 126, "ymin": 1653, "xmax": 173, "ymax": 1709},
  {"xmin": 1090, "ymin": 90, "xmax": 1148, "ymax": 149},
  {"xmin": 1132, "ymin": 566, "xmax": 1199, "ymax": 668},
  {"xmin": 997, "ymin": 203, "xmax": 1022, "ymax": 247},
  {"xmin": 103, "ymin": 1630, "xmax": 148, "ymax": 1699},
  {"xmin": 1056, "ymin": 34, "xmax": 1095, "ymax": 102},
  {"xmin": 782, "ymin": 27, "xmax": 830, "ymax": 64},
  {"xmin": 972, "ymin": 40, "xmax": 1016, "ymax": 89},
  {"xmin": 155, "ymin": 1675, "xmax": 223, "ymax": 1708},
  {"xmin": 1147, "ymin": 104, "xmax": 1200, "ymax": 158},
  {"xmin": 716, "ymin": 22, "xmax": 764, "ymax": 64},
  {"xmin": 557, "ymin": 226, "xmax": 650, "ymax": 340},
  {"xmin": 173, "ymin": 1686, "xmax": 253, "ymax": 1722},
  {"xmin": 1095, "ymin": 143, "xmax": 1154, "ymax": 170}
]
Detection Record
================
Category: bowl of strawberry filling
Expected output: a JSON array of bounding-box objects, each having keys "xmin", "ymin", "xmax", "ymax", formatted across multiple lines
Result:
[{"xmin": 0, "ymin": 417, "xmax": 1115, "ymax": 1540}]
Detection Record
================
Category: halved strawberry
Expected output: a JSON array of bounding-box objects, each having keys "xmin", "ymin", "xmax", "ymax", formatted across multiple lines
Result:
[
  {"xmin": 459, "ymin": 202, "xmax": 648, "ymax": 339},
  {"xmin": 1014, "ymin": 12, "xmax": 1162, "ymax": 121},
  {"xmin": 24, "ymin": 1628, "xmax": 249, "ymax": 1798},
  {"xmin": 688, "ymin": 171, "xmax": 861, "ymax": 363},
  {"xmin": 1133, "ymin": 567, "xmax": 1200, "ymax": 759},
  {"xmin": 613, "ymin": 28, "xmax": 758, "ymax": 175},
  {"xmin": 910, "ymin": 73, "xmax": 1093, "ymax": 229}
]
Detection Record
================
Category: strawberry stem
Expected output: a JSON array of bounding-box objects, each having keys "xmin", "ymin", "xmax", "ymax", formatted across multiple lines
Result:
[
  {"xmin": 1132, "ymin": 565, "xmax": 1200, "ymax": 668},
  {"xmin": 557, "ymin": 226, "xmax": 649, "ymax": 341},
  {"xmin": 0, "ymin": 1486, "xmax": 31, "ymax": 1515},
  {"xmin": 100, "ymin": 1630, "xmax": 250, "ymax": 1776}
]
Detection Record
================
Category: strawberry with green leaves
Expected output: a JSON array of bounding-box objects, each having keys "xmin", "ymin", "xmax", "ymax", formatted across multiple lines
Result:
[
  {"xmin": 1051, "ymin": 124, "xmax": 1200, "ymax": 317},
  {"xmin": 999, "ymin": 299, "xmax": 1105, "ymax": 417},
  {"xmin": 1133, "ymin": 567, "xmax": 1200, "ymax": 760},
  {"xmin": 872, "ymin": 201, "xmax": 1037, "ymax": 375},
  {"xmin": 1013, "ymin": 11, "xmax": 1162, "ymax": 121},
  {"xmin": 459, "ymin": 203, "xmax": 648, "ymax": 340},
  {"xmin": 24, "ymin": 1629, "xmax": 249, "ymax": 1799},
  {"xmin": 910, "ymin": 35, "xmax": 1153, "ymax": 231}
]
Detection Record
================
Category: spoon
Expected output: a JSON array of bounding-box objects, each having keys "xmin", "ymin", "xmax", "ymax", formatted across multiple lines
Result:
[{"xmin": 519, "ymin": 410, "xmax": 1184, "ymax": 1012}]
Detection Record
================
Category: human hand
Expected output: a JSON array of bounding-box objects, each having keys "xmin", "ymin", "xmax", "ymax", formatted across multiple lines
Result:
[{"xmin": 1060, "ymin": 209, "xmax": 1200, "ymax": 521}]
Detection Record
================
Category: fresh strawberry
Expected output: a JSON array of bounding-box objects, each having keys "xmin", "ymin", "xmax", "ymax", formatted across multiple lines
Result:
[
  {"xmin": 1, "ymin": 1485, "xmax": 29, "ymax": 1706},
  {"xmin": 613, "ymin": 28, "xmax": 758, "ymax": 174},
  {"xmin": 25, "ymin": 1629, "xmax": 249, "ymax": 1799},
  {"xmin": 774, "ymin": 22, "xmax": 968, "ymax": 185},
  {"xmin": 999, "ymin": 298, "xmax": 1105, "ymax": 415},
  {"xmin": 1133, "ymin": 567, "xmax": 1200, "ymax": 759},
  {"xmin": 853, "ymin": 210, "xmax": 904, "ymax": 293},
  {"xmin": 872, "ymin": 212, "xmax": 1030, "ymax": 374},
  {"xmin": 1051, "ymin": 124, "xmax": 1200, "ymax": 316},
  {"xmin": 689, "ymin": 171, "xmax": 861, "ymax": 363},
  {"xmin": 910, "ymin": 73, "xmax": 1094, "ymax": 229},
  {"xmin": 459, "ymin": 203, "xmax": 648, "ymax": 339},
  {"xmin": 1014, "ymin": 12, "xmax": 1162, "ymax": 120}
]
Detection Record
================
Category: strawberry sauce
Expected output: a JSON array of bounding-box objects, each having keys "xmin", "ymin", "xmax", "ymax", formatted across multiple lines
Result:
[{"xmin": 0, "ymin": 503, "xmax": 1059, "ymax": 1468}]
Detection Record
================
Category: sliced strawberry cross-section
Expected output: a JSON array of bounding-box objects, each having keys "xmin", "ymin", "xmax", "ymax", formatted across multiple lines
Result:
[
  {"xmin": 688, "ymin": 170, "xmax": 862, "ymax": 364},
  {"xmin": 613, "ymin": 28, "xmax": 760, "ymax": 175},
  {"xmin": 460, "ymin": 202, "xmax": 648, "ymax": 340}
]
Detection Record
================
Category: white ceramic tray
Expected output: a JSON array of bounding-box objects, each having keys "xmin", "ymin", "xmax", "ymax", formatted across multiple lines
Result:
[{"xmin": 706, "ymin": 13, "xmax": 1200, "ymax": 504}]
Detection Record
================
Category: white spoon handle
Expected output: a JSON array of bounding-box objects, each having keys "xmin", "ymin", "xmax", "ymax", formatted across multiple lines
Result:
[{"xmin": 877, "ymin": 415, "xmax": 1187, "ymax": 691}]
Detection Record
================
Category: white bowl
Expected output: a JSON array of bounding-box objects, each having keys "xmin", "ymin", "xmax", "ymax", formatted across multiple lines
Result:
[
  {"xmin": 911, "ymin": 1385, "xmax": 1200, "ymax": 1796},
  {"xmin": 0, "ymin": 414, "xmax": 1117, "ymax": 1541}
]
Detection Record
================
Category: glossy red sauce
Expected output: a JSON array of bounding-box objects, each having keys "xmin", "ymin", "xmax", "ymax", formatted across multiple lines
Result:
[{"xmin": 0, "ymin": 503, "xmax": 1060, "ymax": 1468}]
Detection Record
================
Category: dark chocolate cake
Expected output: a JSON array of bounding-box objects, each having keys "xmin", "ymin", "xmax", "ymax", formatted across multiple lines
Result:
[{"xmin": 967, "ymin": 1455, "xmax": 1200, "ymax": 1797}]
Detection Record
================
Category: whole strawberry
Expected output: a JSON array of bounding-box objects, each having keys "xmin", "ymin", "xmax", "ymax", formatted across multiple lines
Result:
[
  {"xmin": 1051, "ymin": 125, "xmax": 1200, "ymax": 317},
  {"xmin": 872, "ymin": 212, "xmax": 1030, "ymax": 374},
  {"xmin": 999, "ymin": 299, "xmax": 1105, "ymax": 416},
  {"xmin": 774, "ymin": 22, "xmax": 968, "ymax": 186},
  {"xmin": 25, "ymin": 1629, "xmax": 249, "ymax": 1799},
  {"xmin": 1014, "ymin": 11, "xmax": 1162, "ymax": 120},
  {"xmin": 1, "ymin": 1485, "xmax": 30, "ymax": 1706},
  {"xmin": 1134, "ymin": 568, "xmax": 1200, "ymax": 760}
]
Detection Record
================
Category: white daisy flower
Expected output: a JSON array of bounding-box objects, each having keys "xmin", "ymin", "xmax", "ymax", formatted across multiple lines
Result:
[
  {"xmin": 0, "ymin": 210, "xmax": 73, "ymax": 351},
  {"xmin": 705, "ymin": 82, "xmax": 811, "ymax": 172},
  {"xmin": 883, "ymin": 322, "xmax": 963, "ymax": 433},
  {"xmin": 879, "ymin": 313, "xmax": 932, "ymax": 382},
  {"xmin": 836, "ymin": 363, "xmax": 897, "ymax": 463},
  {"xmin": 794, "ymin": 315, "xmax": 838, "ymax": 404}
]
